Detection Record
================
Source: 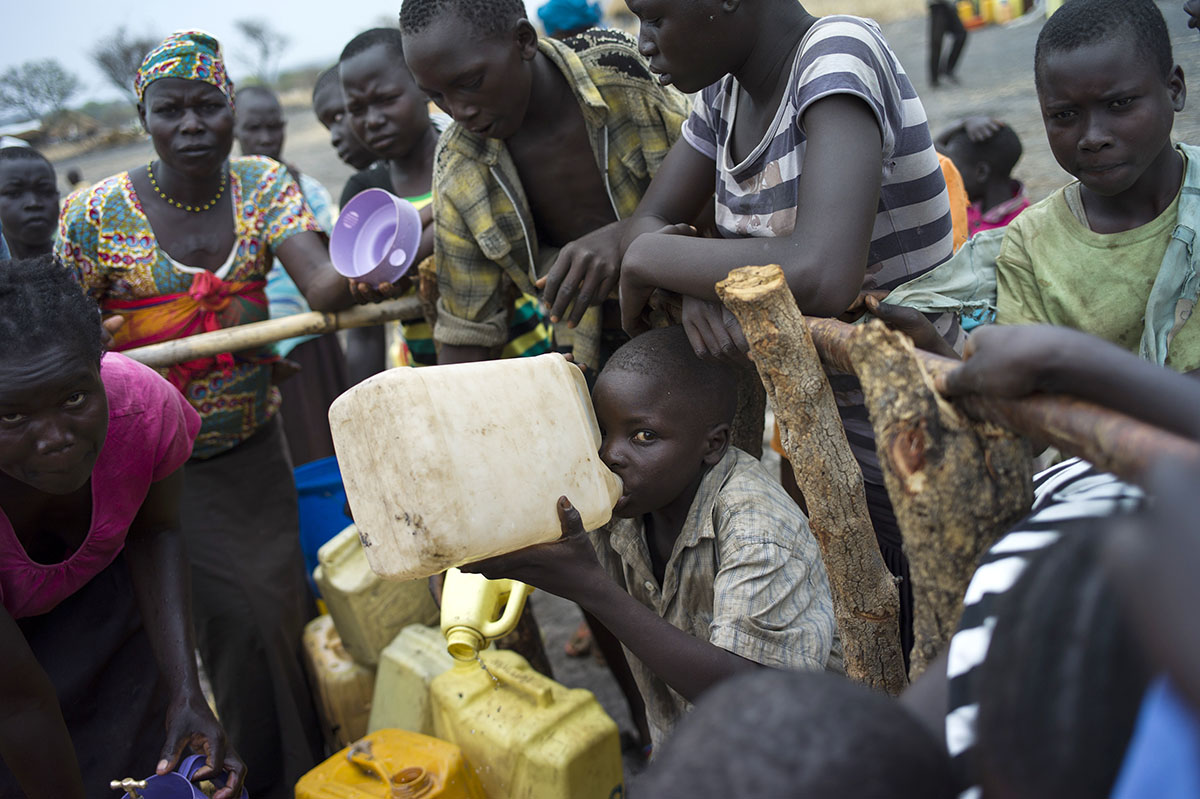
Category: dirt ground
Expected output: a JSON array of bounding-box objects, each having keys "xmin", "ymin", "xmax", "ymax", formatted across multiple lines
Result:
[{"xmin": 47, "ymin": 1, "xmax": 1200, "ymax": 784}]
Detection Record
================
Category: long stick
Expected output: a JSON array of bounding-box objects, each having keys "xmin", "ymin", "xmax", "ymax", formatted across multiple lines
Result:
[
  {"xmin": 806, "ymin": 317, "xmax": 1200, "ymax": 482},
  {"xmin": 121, "ymin": 297, "xmax": 424, "ymax": 369}
]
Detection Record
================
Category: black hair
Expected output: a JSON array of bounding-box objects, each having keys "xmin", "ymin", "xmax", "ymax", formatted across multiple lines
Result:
[
  {"xmin": 312, "ymin": 65, "xmax": 341, "ymax": 101},
  {"xmin": 634, "ymin": 669, "xmax": 957, "ymax": 799},
  {"xmin": 0, "ymin": 146, "xmax": 53, "ymax": 169},
  {"xmin": 1034, "ymin": 0, "xmax": 1173, "ymax": 92},
  {"xmin": 601, "ymin": 326, "xmax": 739, "ymax": 427},
  {"xmin": 234, "ymin": 84, "xmax": 280, "ymax": 107},
  {"xmin": 944, "ymin": 124, "xmax": 1023, "ymax": 178},
  {"xmin": 399, "ymin": 0, "xmax": 527, "ymax": 38},
  {"xmin": 0, "ymin": 254, "xmax": 103, "ymax": 366},
  {"xmin": 340, "ymin": 27, "xmax": 406, "ymax": 64},
  {"xmin": 975, "ymin": 524, "xmax": 1151, "ymax": 799}
]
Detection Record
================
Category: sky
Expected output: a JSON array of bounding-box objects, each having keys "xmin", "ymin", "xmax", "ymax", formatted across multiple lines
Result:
[{"xmin": 2, "ymin": 0, "xmax": 549, "ymax": 106}]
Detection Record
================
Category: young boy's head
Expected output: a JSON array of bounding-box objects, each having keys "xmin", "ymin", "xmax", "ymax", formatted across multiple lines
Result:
[
  {"xmin": 234, "ymin": 85, "xmax": 286, "ymax": 162},
  {"xmin": 942, "ymin": 124, "xmax": 1022, "ymax": 205},
  {"xmin": 592, "ymin": 326, "xmax": 737, "ymax": 519},
  {"xmin": 0, "ymin": 147, "xmax": 59, "ymax": 259},
  {"xmin": 399, "ymin": 0, "xmax": 538, "ymax": 140},
  {"xmin": 312, "ymin": 66, "xmax": 378, "ymax": 171},
  {"xmin": 634, "ymin": 669, "xmax": 957, "ymax": 799},
  {"xmin": 338, "ymin": 28, "xmax": 433, "ymax": 162},
  {"xmin": 1034, "ymin": 0, "xmax": 1184, "ymax": 199}
]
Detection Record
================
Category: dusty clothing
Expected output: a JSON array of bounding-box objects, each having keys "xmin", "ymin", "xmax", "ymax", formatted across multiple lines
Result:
[
  {"xmin": 996, "ymin": 175, "xmax": 1199, "ymax": 373},
  {"xmin": 588, "ymin": 448, "xmax": 835, "ymax": 748},
  {"xmin": 430, "ymin": 29, "xmax": 689, "ymax": 358},
  {"xmin": 180, "ymin": 416, "xmax": 322, "ymax": 799}
]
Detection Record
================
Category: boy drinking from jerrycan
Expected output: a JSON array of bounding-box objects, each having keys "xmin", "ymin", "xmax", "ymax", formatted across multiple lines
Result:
[
  {"xmin": 465, "ymin": 327, "xmax": 837, "ymax": 749},
  {"xmin": 398, "ymin": 0, "xmax": 690, "ymax": 370},
  {"xmin": 995, "ymin": 0, "xmax": 1199, "ymax": 374}
]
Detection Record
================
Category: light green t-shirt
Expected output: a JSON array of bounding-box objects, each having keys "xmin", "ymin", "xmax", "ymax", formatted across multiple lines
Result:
[{"xmin": 995, "ymin": 176, "xmax": 1199, "ymax": 373}]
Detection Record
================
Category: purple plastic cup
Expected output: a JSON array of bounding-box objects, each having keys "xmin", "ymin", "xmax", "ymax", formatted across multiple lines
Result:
[{"xmin": 330, "ymin": 189, "xmax": 423, "ymax": 286}]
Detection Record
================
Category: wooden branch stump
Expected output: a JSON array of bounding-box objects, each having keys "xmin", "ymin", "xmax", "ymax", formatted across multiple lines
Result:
[
  {"xmin": 847, "ymin": 320, "xmax": 1034, "ymax": 678},
  {"xmin": 717, "ymin": 265, "xmax": 907, "ymax": 695}
]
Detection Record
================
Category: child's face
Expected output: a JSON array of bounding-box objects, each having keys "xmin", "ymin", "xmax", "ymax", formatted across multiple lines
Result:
[
  {"xmin": 234, "ymin": 94, "xmax": 285, "ymax": 161},
  {"xmin": 593, "ymin": 368, "xmax": 724, "ymax": 519},
  {"xmin": 340, "ymin": 45, "xmax": 433, "ymax": 161},
  {"xmin": 312, "ymin": 82, "xmax": 378, "ymax": 171},
  {"xmin": 1037, "ymin": 38, "xmax": 1185, "ymax": 198},
  {"xmin": 403, "ymin": 15, "xmax": 537, "ymax": 140},
  {"xmin": 0, "ymin": 159, "xmax": 59, "ymax": 249},
  {"xmin": 627, "ymin": 0, "xmax": 733, "ymax": 94}
]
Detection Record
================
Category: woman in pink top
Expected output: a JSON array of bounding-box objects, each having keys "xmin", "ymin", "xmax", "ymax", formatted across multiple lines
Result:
[{"xmin": 0, "ymin": 256, "xmax": 244, "ymax": 799}]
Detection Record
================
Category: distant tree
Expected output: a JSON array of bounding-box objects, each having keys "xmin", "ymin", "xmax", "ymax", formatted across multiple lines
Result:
[
  {"xmin": 0, "ymin": 59, "xmax": 81, "ymax": 122},
  {"xmin": 235, "ymin": 19, "xmax": 289, "ymax": 86},
  {"xmin": 92, "ymin": 27, "xmax": 160, "ymax": 106}
]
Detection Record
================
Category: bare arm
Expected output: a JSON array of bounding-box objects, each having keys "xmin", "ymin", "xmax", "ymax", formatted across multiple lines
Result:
[
  {"xmin": 620, "ymin": 95, "xmax": 883, "ymax": 332},
  {"xmin": 124, "ymin": 470, "xmax": 245, "ymax": 798},
  {"xmin": 0, "ymin": 606, "xmax": 86, "ymax": 799}
]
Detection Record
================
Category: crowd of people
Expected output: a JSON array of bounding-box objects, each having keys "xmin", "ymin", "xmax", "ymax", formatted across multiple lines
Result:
[{"xmin": 0, "ymin": 0, "xmax": 1197, "ymax": 797}]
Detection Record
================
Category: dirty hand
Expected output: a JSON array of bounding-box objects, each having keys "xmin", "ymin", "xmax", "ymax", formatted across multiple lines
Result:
[
  {"xmin": 460, "ymin": 498, "xmax": 602, "ymax": 599},
  {"xmin": 935, "ymin": 324, "xmax": 1076, "ymax": 398},
  {"xmin": 619, "ymin": 223, "xmax": 697, "ymax": 336},
  {"xmin": 862, "ymin": 294, "xmax": 959, "ymax": 359},
  {"xmin": 681, "ymin": 295, "xmax": 749, "ymax": 365},
  {"xmin": 348, "ymin": 275, "xmax": 412, "ymax": 304},
  {"xmin": 159, "ymin": 696, "xmax": 246, "ymax": 799},
  {"xmin": 539, "ymin": 223, "xmax": 624, "ymax": 328}
]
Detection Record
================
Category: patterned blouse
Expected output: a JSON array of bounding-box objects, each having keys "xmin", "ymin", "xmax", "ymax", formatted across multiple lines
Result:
[{"xmin": 58, "ymin": 156, "xmax": 322, "ymax": 459}]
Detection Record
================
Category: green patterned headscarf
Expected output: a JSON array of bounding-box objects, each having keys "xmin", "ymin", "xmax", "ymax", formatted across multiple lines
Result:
[{"xmin": 135, "ymin": 30, "xmax": 234, "ymax": 107}]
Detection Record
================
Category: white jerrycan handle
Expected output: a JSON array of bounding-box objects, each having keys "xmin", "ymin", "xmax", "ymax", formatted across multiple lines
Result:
[{"xmin": 477, "ymin": 580, "xmax": 533, "ymax": 640}]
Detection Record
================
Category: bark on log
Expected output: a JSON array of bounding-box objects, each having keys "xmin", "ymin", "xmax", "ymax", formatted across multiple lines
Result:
[
  {"xmin": 123, "ymin": 297, "xmax": 424, "ymax": 369},
  {"xmin": 717, "ymin": 265, "xmax": 908, "ymax": 695},
  {"xmin": 847, "ymin": 320, "xmax": 1034, "ymax": 678},
  {"xmin": 805, "ymin": 318, "xmax": 1200, "ymax": 484}
]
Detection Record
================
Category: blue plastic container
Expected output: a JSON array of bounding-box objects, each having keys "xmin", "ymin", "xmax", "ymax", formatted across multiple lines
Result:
[{"xmin": 295, "ymin": 455, "xmax": 353, "ymax": 593}]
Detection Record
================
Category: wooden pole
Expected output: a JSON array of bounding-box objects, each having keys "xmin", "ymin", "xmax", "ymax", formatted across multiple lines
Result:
[
  {"xmin": 121, "ymin": 297, "xmax": 424, "ymax": 369},
  {"xmin": 717, "ymin": 266, "xmax": 909, "ymax": 695},
  {"xmin": 847, "ymin": 320, "xmax": 1034, "ymax": 678},
  {"xmin": 805, "ymin": 317, "xmax": 1200, "ymax": 483}
]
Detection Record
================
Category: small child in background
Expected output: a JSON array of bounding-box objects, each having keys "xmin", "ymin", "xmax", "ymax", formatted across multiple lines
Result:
[
  {"xmin": 938, "ymin": 117, "xmax": 1028, "ymax": 235},
  {"xmin": 465, "ymin": 326, "xmax": 836, "ymax": 749},
  {"xmin": 0, "ymin": 147, "xmax": 59, "ymax": 260}
]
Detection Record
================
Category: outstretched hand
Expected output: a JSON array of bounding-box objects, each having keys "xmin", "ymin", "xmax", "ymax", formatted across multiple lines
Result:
[
  {"xmin": 460, "ymin": 497, "xmax": 602, "ymax": 599},
  {"xmin": 348, "ymin": 276, "xmax": 411, "ymax": 305},
  {"xmin": 935, "ymin": 324, "xmax": 1072, "ymax": 399},
  {"xmin": 620, "ymin": 223, "xmax": 698, "ymax": 335},
  {"xmin": 681, "ymin": 295, "xmax": 749, "ymax": 365},
  {"xmin": 158, "ymin": 698, "xmax": 246, "ymax": 799},
  {"xmin": 538, "ymin": 223, "xmax": 624, "ymax": 328},
  {"xmin": 860, "ymin": 294, "xmax": 959, "ymax": 359}
]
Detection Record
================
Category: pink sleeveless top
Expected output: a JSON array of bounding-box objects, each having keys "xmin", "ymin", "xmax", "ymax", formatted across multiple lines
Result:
[{"xmin": 0, "ymin": 353, "xmax": 200, "ymax": 618}]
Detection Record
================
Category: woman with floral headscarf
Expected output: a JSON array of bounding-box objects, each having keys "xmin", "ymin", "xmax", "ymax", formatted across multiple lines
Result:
[{"xmin": 56, "ymin": 31, "xmax": 382, "ymax": 798}]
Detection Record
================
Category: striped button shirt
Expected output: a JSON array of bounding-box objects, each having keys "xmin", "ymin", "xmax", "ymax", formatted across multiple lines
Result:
[
  {"xmin": 588, "ymin": 447, "xmax": 836, "ymax": 749},
  {"xmin": 944, "ymin": 458, "xmax": 1145, "ymax": 797}
]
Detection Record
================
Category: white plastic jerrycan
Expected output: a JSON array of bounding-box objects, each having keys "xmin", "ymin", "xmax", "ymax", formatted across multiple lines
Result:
[
  {"xmin": 329, "ymin": 353, "xmax": 622, "ymax": 582},
  {"xmin": 440, "ymin": 568, "xmax": 532, "ymax": 661}
]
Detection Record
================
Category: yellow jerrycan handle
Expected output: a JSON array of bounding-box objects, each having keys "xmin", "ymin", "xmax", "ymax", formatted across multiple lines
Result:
[
  {"xmin": 476, "ymin": 579, "xmax": 532, "ymax": 640},
  {"xmin": 441, "ymin": 568, "xmax": 533, "ymax": 660}
]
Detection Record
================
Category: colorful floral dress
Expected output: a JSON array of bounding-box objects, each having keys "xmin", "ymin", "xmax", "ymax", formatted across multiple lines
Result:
[{"xmin": 58, "ymin": 155, "xmax": 322, "ymax": 459}]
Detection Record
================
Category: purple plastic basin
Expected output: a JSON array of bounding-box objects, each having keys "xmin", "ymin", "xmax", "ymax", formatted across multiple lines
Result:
[{"xmin": 330, "ymin": 189, "xmax": 423, "ymax": 286}]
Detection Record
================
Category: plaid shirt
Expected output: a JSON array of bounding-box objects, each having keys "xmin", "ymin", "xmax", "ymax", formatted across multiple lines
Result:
[
  {"xmin": 430, "ymin": 30, "xmax": 689, "ymax": 362},
  {"xmin": 588, "ymin": 447, "xmax": 836, "ymax": 748}
]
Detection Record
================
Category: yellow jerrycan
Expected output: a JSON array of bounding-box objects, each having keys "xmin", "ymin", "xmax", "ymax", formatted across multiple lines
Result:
[
  {"xmin": 314, "ymin": 524, "xmax": 440, "ymax": 666},
  {"xmin": 303, "ymin": 614, "xmax": 377, "ymax": 751},
  {"xmin": 430, "ymin": 649, "xmax": 624, "ymax": 799},
  {"xmin": 295, "ymin": 729, "xmax": 487, "ymax": 799},
  {"xmin": 368, "ymin": 624, "xmax": 456, "ymax": 736},
  {"xmin": 439, "ymin": 568, "xmax": 532, "ymax": 661}
]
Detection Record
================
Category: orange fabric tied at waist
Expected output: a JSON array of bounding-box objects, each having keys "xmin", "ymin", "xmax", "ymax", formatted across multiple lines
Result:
[{"xmin": 104, "ymin": 270, "xmax": 275, "ymax": 392}]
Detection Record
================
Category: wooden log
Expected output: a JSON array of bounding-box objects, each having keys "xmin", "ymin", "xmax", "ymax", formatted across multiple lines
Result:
[
  {"xmin": 847, "ymin": 320, "xmax": 1034, "ymax": 678},
  {"xmin": 805, "ymin": 318, "xmax": 1200, "ymax": 484},
  {"xmin": 717, "ymin": 265, "xmax": 908, "ymax": 695},
  {"xmin": 122, "ymin": 297, "xmax": 424, "ymax": 369}
]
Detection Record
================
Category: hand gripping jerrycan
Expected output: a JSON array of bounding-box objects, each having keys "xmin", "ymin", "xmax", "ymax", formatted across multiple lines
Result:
[
  {"xmin": 431, "ymin": 650, "xmax": 624, "ymax": 799},
  {"xmin": 109, "ymin": 754, "xmax": 247, "ymax": 799},
  {"xmin": 439, "ymin": 568, "xmax": 532, "ymax": 661},
  {"xmin": 328, "ymin": 353, "xmax": 622, "ymax": 583},
  {"xmin": 295, "ymin": 730, "xmax": 487, "ymax": 799}
]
